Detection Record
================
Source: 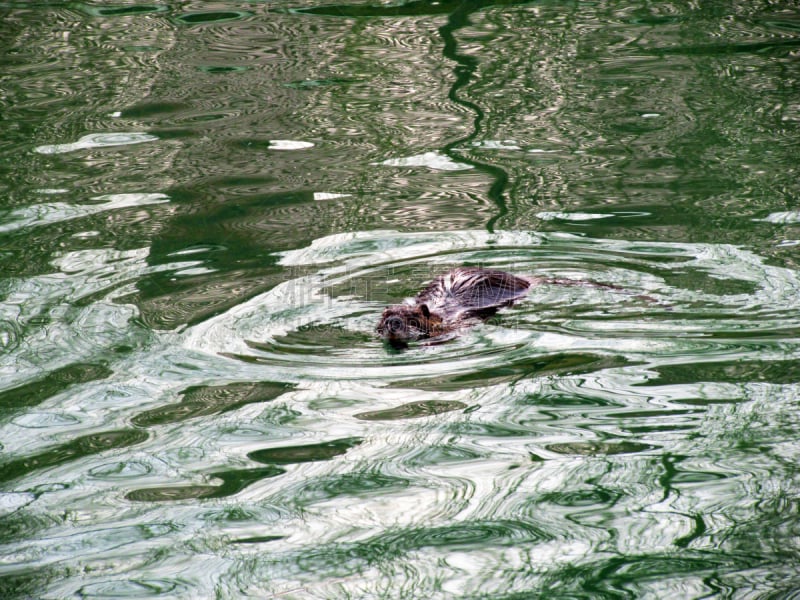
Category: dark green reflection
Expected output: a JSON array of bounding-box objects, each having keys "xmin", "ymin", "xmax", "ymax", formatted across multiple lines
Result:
[
  {"xmin": 125, "ymin": 466, "xmax": 285, "ymax": 502},
  {"xmin": 0, "ymin": 567, "xmax": 57, "ymax": 600},
  {"xmin": 312, "ymin": 472, "xmax": 409, "ymax": 496},
  {"xmin": 437, "ymin": 0, "xmax": 518, "ymax": 232},
  {"xmin": 198, "ymin": 66, "xmax": 249, "ymax": 74},
  {"xmin": 296, "ymin": 0, "xmax": 539, "ymax": 232},
  {"xmin": 175, "ymin": 11, "xmax": 252, "ymax": 25},
  {"xmin": 229, "ymin": 535, "xmax": 284, "ymax": 544},
  {"xmin": 119, "ymin": 101, "xmax": 190, "ymax": 119},
  {"xmin": 399, "ymin": 353, "xmax": 633, "ymax": 391},
  {"xmin": 644, "ymin": 37, "xmax": 800, "ymax": 57},
  {"xmin": 355, "ymin": 400, "xmax": 467, "ymax": 421},
  {"xmin": 248, "ymin": 438, "xmax": 362, "ymax": 465},
  {"xmin": 540, "ymin": 487, "xmax": 622, "ymax": 508},
  {"xmin": 647, "ymin": 358, "xmax": 800, "ymax": 386},
  {"xmin": 0, "ymin": 429, "xmax": 148, "ymax": 485},
  {"xmin": 77, "ymin": 579, "xmax": 183, "ymax": 598},
  {"xmin": 531, "ymin": 552, "xmax": 763, "ymax": 599},
  {"xmin": 283, "ymin": 472, "xmax": 410, "ymax": 507},
  {"xmin": 0, "ymin": 363, "xmax": 112, "ymax": 411},
  {"xmin": 674, "ymin": 514, "xmax": 707, "ymax": 549},
  {"xmin": 380, "ymin": 519, "xmax": 549, "ymax": 549},
  {"xmin": 75, "ymin": 4, "xmax": 168, "ymax": 17},
  {"xmin": 247, "ymin": 327, "xmax": 374, "ymax": 354},
  {"xmin": 120, "ymin": 189, "xmax": 304, "ymax": 329},
  {"xmin": 294, "ymin": 0, "xmax": 535, "ymax": 18},
  {"xmin": 132, "ymin": 381, "xmax": 292, "ymax": 427},
  {"xmin": 546, "ymin": 441, "xmax": 656, "ymax": 456},
  {"xmin": 0, "ymin": 511, "xmax": 51, "ymax": 546}
]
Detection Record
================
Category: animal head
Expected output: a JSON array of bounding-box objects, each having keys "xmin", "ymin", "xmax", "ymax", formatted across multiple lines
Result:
[{"xmin": 376, "ymin": 303, "xmax": 434, "ymax": 345}]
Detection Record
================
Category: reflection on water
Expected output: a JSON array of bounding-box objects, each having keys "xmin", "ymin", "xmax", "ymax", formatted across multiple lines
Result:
[
  {"xmin": 1, "ymin": 0, "xmax": 800, "ymax": 598},
  {"xmin": 2, "ymin": 228, "xmax": 799, "ymax": 597},
  {"xmin": 33, "ymin": 132, "xmax": 160, "ymax": 155}
]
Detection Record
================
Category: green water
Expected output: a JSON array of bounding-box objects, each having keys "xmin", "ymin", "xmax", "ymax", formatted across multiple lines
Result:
[{"xmin": 1, "ymin": 1, "xmax": 799, "ymax": 597}]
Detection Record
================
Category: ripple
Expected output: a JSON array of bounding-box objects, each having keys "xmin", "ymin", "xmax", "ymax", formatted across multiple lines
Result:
[
  {"xmin": 88, "ymin": 460, "xmax": 153, "ymax": 480},
  {"xmin": 33, "ymin": 132, "xmax": 158, "ymax": 155},
  {"xmin": 0, "ymin": 193, "xmax": 169, "ymax": 234},
  {"xmin": 78, "ymin": 578, "xmax": 184, "ymax": 598},
  {"xmin": 472, "ymin": 140, "xmax": 522, "ymax": 150},
  {"xmin": 0, "ymin": 319, "xmax": 20, "ymax": 352},
  {"xmin": 247, "ymin": 438, "xmax": 362, "ymax": 465},
  {"xmin": 73, "ymin": 4, "xmax": 169, "ymax": 17},
  {"xmin": 124, "ymin": 269, "xmax": 281, "ymax": 331},
  {"xmin": 546, "ymin": 440, "xmax": 657, "ymax": 456},
  {"xmin": 1, "ymin": 522, "xmax": 176, "ymax": 570},
  {"xmin": 0, "ymin": 492, "xmax": 36, "ymax": 516},
  {"xmin": 376, "ymin": 519, "xmax": 551, "ymax": 552},
  {"xmin": 378, "ymin": 151, "xmax": 474, "ymax": 171},
  {"xmin": 0, "ymin": 363, "xmax": 112, "ymax": 412},
  {"xmin": 11, "ymin": 412, "xmax": 80, "ymax": 429},
  {"xmin": 174, "ymin": 11, "xmax": 253, "ymax": 26},
  {"xmin": 4, "ymin": 2, "xmax": 800, "ymax": 597},
  {"xmin": 180, "ymin": 230, "xmax": 800, "ymax": 389},
  {"xmin": 125, "ymin": 466, "xmax": 285, "ymax": 502},
  {"xmin": 0, "ymin": 429, "xmax": 149, "ymax": 485},
  {"xmin": 284, "ymin": 77, "xmax": 358, "ymax": 89},
  {"xmin": 355, "ymin": 400, "xmax": 467, "ymax": 421},
  {"xmin": 265, "ymin": 471, "xmax": 412, "ymax": 511},
  {"xmin": 131, "ymin": 381, "xmax": 291, "ymax": 427}
]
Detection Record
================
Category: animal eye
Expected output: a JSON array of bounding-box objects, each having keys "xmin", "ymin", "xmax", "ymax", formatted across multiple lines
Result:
[{"xmin": 387, "ymin": 317, "xmax": 404, "ymax": 333}]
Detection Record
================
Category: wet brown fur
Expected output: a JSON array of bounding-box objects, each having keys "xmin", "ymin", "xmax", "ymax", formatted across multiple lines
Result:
[
  {"xmin": 377, "ymin": 267, "xmax": 532, "ymax": 346},
  {"xmin": 377, "ymin": 267, "xmax": 661, "ymax": 346}
]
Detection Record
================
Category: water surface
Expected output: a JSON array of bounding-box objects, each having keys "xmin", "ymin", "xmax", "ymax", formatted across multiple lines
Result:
[{"xmin": 1, "ymin": 1, "xmax": 799, "ymax": 597}]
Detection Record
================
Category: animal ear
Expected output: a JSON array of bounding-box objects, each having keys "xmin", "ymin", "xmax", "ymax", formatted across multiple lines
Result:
[{"xmin": 420, "ymin": 304, "xmax": 430, "ymax": 318}]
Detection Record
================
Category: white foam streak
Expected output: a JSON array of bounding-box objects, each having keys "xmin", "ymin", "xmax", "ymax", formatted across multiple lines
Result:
[{"xmin": 34, "ymin": 132, "xmax": 158, "ymax": 154}]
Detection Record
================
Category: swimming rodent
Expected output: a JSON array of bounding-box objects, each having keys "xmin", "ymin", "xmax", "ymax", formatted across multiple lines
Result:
[
  {"xmin": 377, "ymin": 267, "xmax": 533, "ymax": 346},
  {"xmin": 377, "ymin": 266, "xmax": 660, "ymax": 346}
]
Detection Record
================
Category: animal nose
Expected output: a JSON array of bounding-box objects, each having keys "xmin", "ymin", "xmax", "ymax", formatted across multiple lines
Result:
[{"xmin": 387, "ymin": 316, "xmax": 404, "ymax": 333}]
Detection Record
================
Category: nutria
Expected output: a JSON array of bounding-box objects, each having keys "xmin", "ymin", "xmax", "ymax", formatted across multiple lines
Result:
[
  {"xmin": 377, "ymin": 267, "xmax": 662, "ymax": 346},
  {"xmin": 377, "ymin": 267, "xmax": 532, "ymax": 346}
]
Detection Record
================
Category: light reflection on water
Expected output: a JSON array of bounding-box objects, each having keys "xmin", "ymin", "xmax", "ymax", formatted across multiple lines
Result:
[
  {"xmin": 1, "ymin": 0, "xmax": 800, "ymax": 597},
  {"xmin": 1, "ymin": 229, "xmax": 799, "ymax": 596}
]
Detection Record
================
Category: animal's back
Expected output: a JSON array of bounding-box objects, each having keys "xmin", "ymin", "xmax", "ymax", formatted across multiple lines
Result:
[
  {"xmin": 377, "ymin": 267, "xmax": 532, "ymax": 346},
  {"xmin": 417, "ymin": 267, "xmax": 531, "ymax": 319},
  {"xmin": 377, "ymin": 266, "xmax": 655, "ymax": 346}
]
